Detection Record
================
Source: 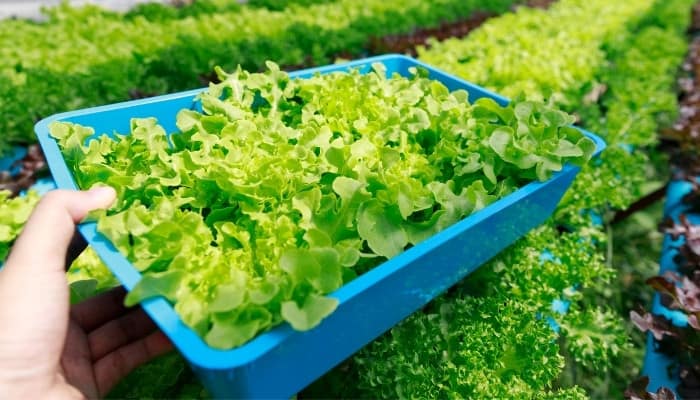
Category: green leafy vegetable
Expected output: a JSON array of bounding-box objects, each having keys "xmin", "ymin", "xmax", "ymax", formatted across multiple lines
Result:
[
  {"xmin": 281, "ymin": 294, "xmax": 339, "ymax": 331},
  {"xmin": 51, "ymin": 63, "xmax": 593, "ymax": 349},
  {"xmin": 67, "ymin": 247, "xmax": 119, "ymax": 303},
  {"xmin": 0, "ymin": 189, "xmax": 40, "ymax": 260}
]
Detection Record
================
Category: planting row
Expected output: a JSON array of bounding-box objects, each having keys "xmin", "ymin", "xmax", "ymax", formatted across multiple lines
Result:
[
  {"xmin": 123, "ymin": 0, "xmax": 335, "ymax": 19},
  {"xmin": 0, "ymin": 0, "xmax": 520, "ymax": 153},
  {"xmin": 629, "ymin": 11, "xmax": 700, "ymax": 397}
]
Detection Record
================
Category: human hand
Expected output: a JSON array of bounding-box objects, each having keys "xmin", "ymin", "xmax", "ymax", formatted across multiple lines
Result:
[{"xmin": 0, "ymin": 188, "xmax": 173, "ymax": 399}]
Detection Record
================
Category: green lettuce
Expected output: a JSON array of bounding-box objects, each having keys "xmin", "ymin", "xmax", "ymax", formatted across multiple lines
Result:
[{"xmin": 50, "ymin": 63, "xmax": 594, "ymax": 349}]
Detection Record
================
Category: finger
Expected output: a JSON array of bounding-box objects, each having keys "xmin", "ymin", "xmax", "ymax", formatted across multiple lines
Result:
[
  {"xmin": 5, "ymin": 187, "xmax": 116, "ymax": 276},
  {"xmin": 71, "ymin": 286, "xmax": 128, "ymax": 331},
  {"xmin": 66, "ymin": 230, "xmax": 88, "ymax": 268},
  {"xmin": 88, "ymin": 308, "xmax": 158, "ymax": 361},
  {"xmin": 95, "ymin": 331, "xmax": 173, "ymax": 397},
  {"xmin": 60, "ymin": 321, "xmax": 99, "ymax": 399}
]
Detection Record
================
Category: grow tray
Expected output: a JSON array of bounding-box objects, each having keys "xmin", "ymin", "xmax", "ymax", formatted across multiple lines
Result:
[{"xmin": 35, "ymin": 54, "xmax": 606, "ymax": 399}]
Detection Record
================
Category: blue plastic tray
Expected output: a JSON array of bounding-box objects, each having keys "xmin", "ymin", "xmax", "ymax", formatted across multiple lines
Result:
[{"xmin": 35, "ymin": 54, "xmax": 606, "ymax": 398}]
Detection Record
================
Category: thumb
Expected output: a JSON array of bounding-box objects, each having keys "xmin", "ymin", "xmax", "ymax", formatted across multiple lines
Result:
[
  {"xmin": 5, "ymin": 187, "xmax": 116, "ymax": 274},
  {"xmin": 0, "ymin": 187, "xmax": 116, "ymax": 382}
]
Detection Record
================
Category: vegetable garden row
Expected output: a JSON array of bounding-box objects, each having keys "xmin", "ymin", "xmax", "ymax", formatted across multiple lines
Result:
[
  {"xmin": 0, "ymin": 0, "xmax": 697, "ymax": 398},
  {"xmin": 627, "ymin": 21, "xmax": 700, "ymax": 399}
]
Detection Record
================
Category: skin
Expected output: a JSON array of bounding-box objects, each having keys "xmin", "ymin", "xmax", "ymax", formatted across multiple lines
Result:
[{"xmin": 0, "ymin": 188, "xmax": 173, "ymax": 399}]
